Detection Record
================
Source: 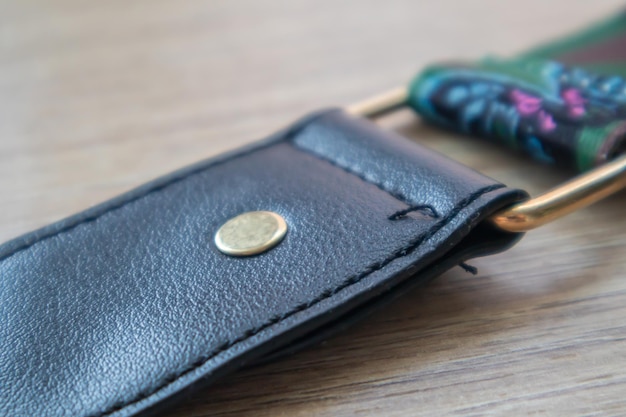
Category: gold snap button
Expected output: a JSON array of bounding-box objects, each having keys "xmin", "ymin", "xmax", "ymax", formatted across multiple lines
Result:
[{"xmin": 214, "ymin": 211, "xmax": 287, "ymax": 256}]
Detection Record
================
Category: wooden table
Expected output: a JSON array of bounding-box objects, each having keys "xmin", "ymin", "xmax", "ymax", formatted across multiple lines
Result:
[{"xmin": 2, "ymin": 1, "xmax": 626, "ymax": 415}]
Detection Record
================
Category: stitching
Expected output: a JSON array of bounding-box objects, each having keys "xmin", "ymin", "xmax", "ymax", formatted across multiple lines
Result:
[
  {"xmin": 389, "ymin": 205, "xmax": 439, "ymax": 220},
  {"xmin": 458, "ymin": 261, "xmax": 478, "ymax": 275},
  {"xmin": 291, "ymin": 142, "xmax": 415, "ymax": 206},
  {"xmin": 93, "ymin": 182, "xmax": 504, "ymax": 417}
]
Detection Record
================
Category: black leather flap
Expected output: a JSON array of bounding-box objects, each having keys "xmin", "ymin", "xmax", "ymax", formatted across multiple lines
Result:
[{"xmin": 0, "ymin": 110, "xmax": 526, "ymax": 417}]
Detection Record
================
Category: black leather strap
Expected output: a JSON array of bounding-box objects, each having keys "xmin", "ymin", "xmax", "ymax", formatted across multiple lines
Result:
[{"xmin": 0, "ymin": 109, "xmax": 527, "ymax": 417}]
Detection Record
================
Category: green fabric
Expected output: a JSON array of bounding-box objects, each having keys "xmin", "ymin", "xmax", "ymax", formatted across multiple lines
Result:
[
  {"xmin": 522, "ymin": 13, "xmax": 626, "ymax": 62},
  {"xmin": 577, "ymin": 121, "xmax": 623, "ymax": 170},
  {"xmin": 408, "ymin": 11, "xmax": 626, "ymax": 172},
  {"xmin": 522, "ymin": 12, "xmax": 626, "ymax": 78},
  {"xmin": 578, "ymin": 62, "xmax": 626, "ymax": 78}
]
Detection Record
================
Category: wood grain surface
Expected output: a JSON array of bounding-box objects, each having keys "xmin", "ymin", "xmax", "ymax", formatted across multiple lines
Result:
[{"xmin": 2, "ymin": 1, "xmax": 626, "ymax": 416}]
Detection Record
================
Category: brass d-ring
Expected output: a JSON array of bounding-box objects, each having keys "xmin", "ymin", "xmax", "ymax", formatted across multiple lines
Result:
[{"xmin": 348, "ymin": 87, "xmax": 626, "ymax": 232}]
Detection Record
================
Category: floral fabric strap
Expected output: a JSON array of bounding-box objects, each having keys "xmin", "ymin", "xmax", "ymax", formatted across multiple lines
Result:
[{"xmin": 409, "ymin": 11, "xmax": 626, "ymax": 172}]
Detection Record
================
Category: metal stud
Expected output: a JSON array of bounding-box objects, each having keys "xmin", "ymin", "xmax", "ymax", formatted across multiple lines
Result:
[{"xmin": 214, "ymin": 211, "xmax": 287, "ymax": 256}]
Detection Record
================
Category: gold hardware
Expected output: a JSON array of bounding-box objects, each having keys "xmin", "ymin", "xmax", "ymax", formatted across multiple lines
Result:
[
  {"xmin": 491, "ymin": 154, "xmax": 626, "ymax": 231},
  {"xmin": 348, "ymin": 87, "xmax": 626, "ymax": 232},
  {"xmin": 347, "ymin": 87, "xmax": 408, "ymax": 118},
  {"xmin": 215, "ymin": 211, "xmax": 287, "ymax": 256}
]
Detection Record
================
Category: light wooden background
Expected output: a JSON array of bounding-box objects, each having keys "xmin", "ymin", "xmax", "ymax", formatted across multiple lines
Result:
[{"xmin": 2, "ymin": 1, "xmax": 626, "ymax": 416}]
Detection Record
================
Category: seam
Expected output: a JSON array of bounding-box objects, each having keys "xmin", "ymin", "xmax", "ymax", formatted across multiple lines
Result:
[
  {"xmin": 93, "ymin": 183, "xmax": 505, "ymax": 417},
  {"xmin": 0, "ymin": 127, "xmax": 429, "ymax": 264},
  {"xmin": 291, "ymin": 141, "xmax": 416, "ymax": 207},
  {"xmin": 389, "ymin": 205, "xmax": 439, "ymax": 220}
]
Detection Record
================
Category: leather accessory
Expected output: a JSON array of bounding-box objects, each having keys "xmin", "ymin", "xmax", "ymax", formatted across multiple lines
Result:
[
  {"xmin": 5, "ymin": 10, "xmax": 626, "ymax": 417},
  {"xmin": 0, "ymin": 110, "xmax": 526, "ymax": 417}
]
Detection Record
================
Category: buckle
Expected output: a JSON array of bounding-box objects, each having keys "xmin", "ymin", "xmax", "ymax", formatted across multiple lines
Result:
[{"xmin": 348, "ymin": 87, "xmax": 626, "ymax": 232}]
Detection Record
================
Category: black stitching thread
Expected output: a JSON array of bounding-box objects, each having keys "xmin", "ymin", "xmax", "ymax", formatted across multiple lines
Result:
[
  {"xmin": 388, "ymin": 205, "xmax": 439, "ymax": 220},
  {"xmin": 291, "ymin": 142, "xmax": 415, "ymax": 207},
  {"xmin": 90, "ymin": 183, "xmax": 504, "ymax": 417},
  {"xmin": 459, "ymin": 262, "xmax": 478, "ymax": 275},
  {"xmin": 0, "ymin": 117, "xmax": 505, "ymax": 417}
]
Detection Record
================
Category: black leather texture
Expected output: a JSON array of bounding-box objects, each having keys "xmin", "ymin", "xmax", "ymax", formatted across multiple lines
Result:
[{"xmin": 0, "ymin": 109, "xmax": 527, "ymax": 417}]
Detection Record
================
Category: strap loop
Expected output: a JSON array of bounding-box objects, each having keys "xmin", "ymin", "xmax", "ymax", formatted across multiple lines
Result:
[{"xmin": 347, "ymin": 87, "xmax": 626, "ymax": 232}]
